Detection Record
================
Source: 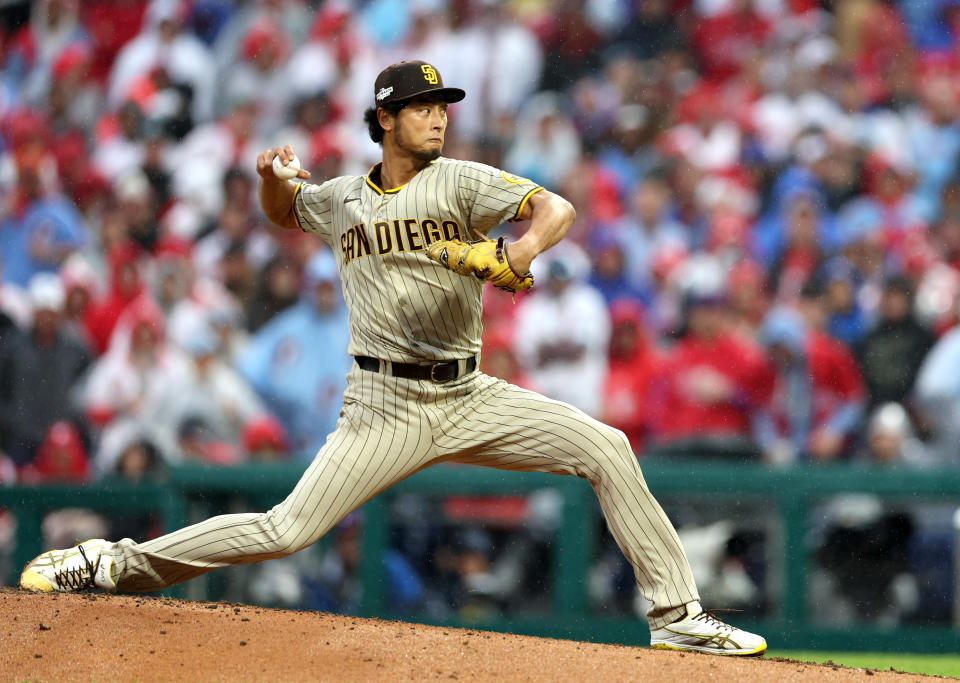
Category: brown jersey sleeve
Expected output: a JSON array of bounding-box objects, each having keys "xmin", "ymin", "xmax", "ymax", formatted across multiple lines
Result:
[{"xmin": 455, "ymin": 160, "xmax": 543, "ymax": 236}]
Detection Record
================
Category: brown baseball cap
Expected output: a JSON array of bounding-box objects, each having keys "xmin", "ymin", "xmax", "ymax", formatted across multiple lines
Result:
[{"xmin": 373, "ymin": 60, "xmax": 465, "ymax": 107}]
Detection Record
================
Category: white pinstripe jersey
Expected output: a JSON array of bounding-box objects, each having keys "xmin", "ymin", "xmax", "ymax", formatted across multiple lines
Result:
[{"xmin": 292, "ymin": 157, "xmax": 542, "ymax": 363}]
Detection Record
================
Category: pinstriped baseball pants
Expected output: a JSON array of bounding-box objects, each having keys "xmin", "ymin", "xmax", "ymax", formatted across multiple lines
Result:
[{"xmin": 106, "ymin": 365, "xmax": 699, "ymax": 629}]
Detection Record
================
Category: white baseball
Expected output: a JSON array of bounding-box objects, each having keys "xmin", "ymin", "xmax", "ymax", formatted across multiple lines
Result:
[{"xmin": 272, "ymin": 154, "xmax": 301, "ymax": 180}]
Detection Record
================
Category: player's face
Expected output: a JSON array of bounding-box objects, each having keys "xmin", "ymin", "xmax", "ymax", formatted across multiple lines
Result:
[{"xmin": 394, "ymin": 97, "xmax": 448, "ymax": 161}]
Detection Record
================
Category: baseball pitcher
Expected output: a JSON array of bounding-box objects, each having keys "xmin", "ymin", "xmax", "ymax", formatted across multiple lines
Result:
[{"xmin": 20, "ymin": 61, "xmax": 765, "ymax": 656}]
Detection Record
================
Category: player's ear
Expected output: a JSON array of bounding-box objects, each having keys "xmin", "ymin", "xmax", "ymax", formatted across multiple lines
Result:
[{"xmin": 377, "ymin": 107, "xmax": 395, "ymax": 133}]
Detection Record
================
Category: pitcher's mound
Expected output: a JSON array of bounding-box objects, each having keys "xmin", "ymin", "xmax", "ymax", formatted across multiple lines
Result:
[{"xmin": 0, "ymin": 589, "xmax": 927, "ymax": 681}]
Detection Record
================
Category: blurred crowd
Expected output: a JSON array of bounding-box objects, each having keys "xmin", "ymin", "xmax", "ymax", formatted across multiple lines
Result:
[
  {"xmin": 4, "ymin": 0, "xmax": 960, "ymax": 481},
  {"xmin": 2, "ymin": 0, "xmax": 960, "ymax": 623}
]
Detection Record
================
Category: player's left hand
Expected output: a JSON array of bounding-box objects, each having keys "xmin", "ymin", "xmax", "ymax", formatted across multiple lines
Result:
[{"xmin": 425, "ymin": 237, "xmax": 534, "ymax": 293}]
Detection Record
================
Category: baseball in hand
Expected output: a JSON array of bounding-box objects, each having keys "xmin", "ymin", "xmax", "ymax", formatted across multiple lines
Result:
[{"xmin": 272, "ymin": 154, "xmax": 301, "ymax": 180}]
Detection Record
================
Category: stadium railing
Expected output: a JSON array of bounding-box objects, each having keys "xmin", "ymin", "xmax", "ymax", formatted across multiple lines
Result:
[{"xmin": 1, "ymin": 459, "xmax": 959, "ymax": 653}]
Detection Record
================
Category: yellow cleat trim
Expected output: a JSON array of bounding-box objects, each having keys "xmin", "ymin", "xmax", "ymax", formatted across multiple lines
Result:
[
  {"xmin": 19, "ymin": 568, "xmax": 54, "ymax": 592},
  {"xmin": 650, "ymin": 642, "xmax": 767, "ymax": 657}
]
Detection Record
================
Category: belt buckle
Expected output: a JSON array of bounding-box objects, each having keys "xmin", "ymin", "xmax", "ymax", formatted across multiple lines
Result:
[{"xmin": 430, "ymin": 362, "xmax": 454, "ymax": 383}]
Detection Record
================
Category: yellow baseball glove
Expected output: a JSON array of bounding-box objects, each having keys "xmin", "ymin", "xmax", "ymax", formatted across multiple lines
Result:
[{"xmin": 425, "ymin": 236, "xmax": 534, "ymax": 293}]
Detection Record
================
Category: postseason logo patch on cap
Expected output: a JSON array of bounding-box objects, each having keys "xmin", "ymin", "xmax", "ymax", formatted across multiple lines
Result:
[{"xmin": 376, "ymin": 86, "xmax": 393, "ymax": 102}]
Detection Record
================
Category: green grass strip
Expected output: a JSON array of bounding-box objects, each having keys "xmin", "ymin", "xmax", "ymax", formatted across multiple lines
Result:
[{"xmin": 768, "ymin": 650, "xmax": 960, "ymax": 678}]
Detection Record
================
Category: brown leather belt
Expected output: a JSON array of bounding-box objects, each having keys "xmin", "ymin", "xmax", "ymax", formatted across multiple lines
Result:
[{"xmin": 354, "ymin": 355, "xmax": 477, "ymax": 383}]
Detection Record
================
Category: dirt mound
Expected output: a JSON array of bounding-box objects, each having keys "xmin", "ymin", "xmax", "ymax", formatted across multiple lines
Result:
[{"xmin": 0, "ymin": 589, "xmax": 931, "ymax": 682}]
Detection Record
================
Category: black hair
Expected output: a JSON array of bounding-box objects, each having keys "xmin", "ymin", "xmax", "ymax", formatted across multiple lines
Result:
[
  {"xmin": 115, "ymin": 438, "xmax": 163, "ymax": 476},
  {"xmin": 799, "ymin": 275, "xmax": 826, "ymax": 300},
  {"xmin": 884, "ymin": 274, "xmax": 914, "ymax": 297},
  {"xmin": 222, "ymin": 165, "xmax": 249, "ymax": 189},
  {"xmin": 363, "ymin": 101, "xmax": 408, "ymax": 144}
]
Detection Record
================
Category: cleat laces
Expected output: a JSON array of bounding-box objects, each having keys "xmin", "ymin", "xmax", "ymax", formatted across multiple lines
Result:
[
  {"xmin": 692, "ymin": 609, "xmax": 735, "ymax": 632},
  {"xmin": 54, "ymin": 545, "xmax": 98, "ymax": 591}
]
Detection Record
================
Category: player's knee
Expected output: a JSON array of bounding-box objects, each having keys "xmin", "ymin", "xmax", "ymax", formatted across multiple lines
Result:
[
  {"xmin": 590, "ymin": 427, "xmax": 637, "ymax": 475},
  {"xmin": 610, "ymin": 427, "xmax": 634, "ymax": 457},
  {"xmin": 254, "ymin": 507, "xmax": 309, "ymax": 556},
  {"xmin": 599, "ymin": 425, "xmax": 634, "ymax": 459}
]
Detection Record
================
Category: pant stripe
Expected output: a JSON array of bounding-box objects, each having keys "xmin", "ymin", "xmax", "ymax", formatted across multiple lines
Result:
[{"xmin": 108, "ymin": 370, "xmax": 697, "ymax": 628}]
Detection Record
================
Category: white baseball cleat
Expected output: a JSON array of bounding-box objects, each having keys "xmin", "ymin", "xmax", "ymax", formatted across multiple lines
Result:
[
  {"xmin": 19, "ymin": 539, "xmax": 116, "ymax": 593},
  {"xmin": 650, "ymin": 603, "xmax": 767, "ymax": 656}
]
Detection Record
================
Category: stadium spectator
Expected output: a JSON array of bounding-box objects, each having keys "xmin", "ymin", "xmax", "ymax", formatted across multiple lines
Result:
[
  {"xmin": 92, "ymin": 100, "xmax": 146, "ymax": 184},
  {"xmin": 193, "ymin": 202, "xmax": 275, "ymax": 278},
  {"xmin": 537, "ymin": 0, "xmax": 604, "ymax": 91},
  {"xmin": 237, "ymin": 249, "xmax": 351, "ymax": 459},
  {"xmin": 82, "ymin": 295, "xmax": 189, "ymax": 453},
  {"xmin": 153, "ymin": 323, "xmax": 267, "ymax": 459},
  {"xmin": 613, "ymin": 0, "xmax": 685, "ymax": 62},
  {"xmin": 443, "ymin": 0, "xmax": 544, "ymax": 143},
  {"xmin": 725, "ymin": 259, "xmax": 769, "ymax": 337},
  {"xmin": 216, "ymin": 241, "xmax": 258, "ymax": 318},
  {"xmin": 503, "ymin": 92, "xmax": 581, "ymax": 190},
  {"xmin": 5, "ymin": 0, "xmax": 89, "ymax": 109},
  {"xmin": 0, "ymin": 151, "xmax": 89, "ymax": 288},
  {"xmin": 58, "ymin": 254, "xmax": 98, "ymax": 349},
  {"xmin": 602, "ymin": 299, "xmax": 661, "ymax": 455},
  {"xmin": 616, "ymin": 176, "xmax": 690, "ymax": 296},
  {"xmin": 586, "ymin": 228, "xmax": 647, "ymax": 305},
  {"xmin": 663, "ymin": 83, "xmax": 743, "ymax": 173},
  {"xmin": 480, "ymin": 328, "xmax": 533, "ymax": 391},
  {"xmin": 556, "ymin": 153, "xmax": 624, "ymax": 233},
  {"xmin": 274, "ymin": 90, "xmax": 341, "ymax": 175},
  {"xmin": 831, "ymin": 200, "xmax": 888, "ymax": 321},
  {"xmin": 857, "ymin": 275, "xmax": 935, "ymax": 411},
  {"xmin": 169, "ymin": 91, "xmax": 266, "ymax": 227},
  {"xmin": 80, "ymin": 0, "xmax": 149, "ymax": 85},
  {"xmin": 18, "ymin": 420, "xmax": 90, "ymax": 484},
  {"xmin": 108, "ymin": 0, "xmax": 216, "ymax": 125},
  {"xmin": 0, "ymin": 273, "xmax": 91, "ymax": 465},
  {"xmin": 92, "ymin": 417, "xmax": 172, "ymax": 477},
  {"xmin": 690, "ymin": 0, "xmax": 771, "ymax": 83},
  {"xmin": 152, "ymin": 234, "xmax": 243, "ymax": 354},
  {"xmin": 649, "ymin": 278, "xmax": 771, "ymax": 459},
  {"xmin": 303, "ymin": 512, "xmax": 424, "ymax": 616},
  {"xmin": 174, "ymin": 413, "xmax": 236, "ymax": 465},
  {"xmin": 107, "ymin": 436, "xmax": 164, "ymax": 542},
  {"xmin": 221, "ymin": 18, "xmax": 293, "ymax": 137},
  {"xmin": 213, "ymin": 0, "xmax": 313, "ymax": 78},
  {"xmin": 765, "ymin": 191, "xmax": 827, "ymax": 301},
  {"xmin": 593, "ymin": 102, "xmax": 659, "ymax": 190},
  {"xmin": 282, "ymin": 4, "xmax": 357, "ymax": 134},
  {"xmin": 858, "ymin": 402, "xmax": 931, "ymax": 467},
  {"xmin": 428, "ymin": 525, "xmax": 501, "ymax": 620},
  {"xmin": 514, "ymin": 245, "xmax": 610, "ymax": 417},
  {"xmin": 45, "ymin": 43, "xmax": 100, "ymax": 136},
  {"xmin": 822, "ymin": 258, "xmax": 870, "ymax": 347},
  {"xmin": 242, "ymin": 415, "xmax": 289, "ymax": 461},
  {"xmin": 757, "ymin": 305, "xmax": 867, "ymax": 463},
  {"xmin": 909, "ymin": 74, "xmax": 960, "ymax": 224},
  {"xmin": 245, "ymin": 254, "xmax": 300, "ymax": 333},
  {"xmin": 84, "ymin": 241, "xmax": 146, "ymax": 355}
]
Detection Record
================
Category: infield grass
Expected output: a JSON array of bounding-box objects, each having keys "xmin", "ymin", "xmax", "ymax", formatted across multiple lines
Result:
[{"xmin": 768, "ymin": 650, "xmax": 960, "ymax": 678}]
